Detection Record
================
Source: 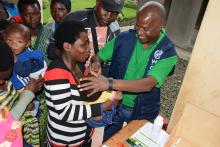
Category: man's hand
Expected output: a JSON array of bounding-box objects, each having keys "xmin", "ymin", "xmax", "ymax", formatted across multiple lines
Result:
[
  {"xmin": 25, "ymin": 76, "xmax": 44, "ymax": 94},
  {"xmin": 78, "ymin": 75, "xmax": 109, "ymax": 97}
]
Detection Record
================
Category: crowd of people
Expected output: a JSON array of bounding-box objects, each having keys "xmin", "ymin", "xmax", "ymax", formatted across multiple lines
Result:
[{"xmin": 0, "ymin": 0, "xmax": 177, "ymax": 147}]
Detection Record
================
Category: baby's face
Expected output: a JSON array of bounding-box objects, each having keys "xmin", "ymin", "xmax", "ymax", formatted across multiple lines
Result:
[{"xmin": 5, "ymin": 31, "xmax": 30, "ymax": 55}]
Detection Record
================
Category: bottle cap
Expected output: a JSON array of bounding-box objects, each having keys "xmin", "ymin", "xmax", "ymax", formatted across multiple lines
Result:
[{"xmin": 156, "ymin": 116, "xmax": 163, "ymax": 122}]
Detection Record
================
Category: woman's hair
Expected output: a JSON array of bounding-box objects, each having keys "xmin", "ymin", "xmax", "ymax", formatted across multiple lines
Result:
[
  {"xmin": 18, "ymin": 0, "xmax": 41, "ymax": 13},
  {"xmin": 54, "ymin": 20, "xmax": 86, "ymax": 51},
  {"xmin": 50, "ymin": 0, "xmax": 71, "ymax": 12},
  {"xmin": 0, "ymin": 42, "xmax": 14, "ymax": 72}
]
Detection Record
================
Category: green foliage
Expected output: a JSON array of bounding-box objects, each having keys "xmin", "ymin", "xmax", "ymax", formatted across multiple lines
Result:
[
  {"xmin": 124, "ymin": 0, "xmax": 138, "ymax": 9},
  {"xmin": 42, "ymin": 0, "xmax": 50, "ymax": 9}
]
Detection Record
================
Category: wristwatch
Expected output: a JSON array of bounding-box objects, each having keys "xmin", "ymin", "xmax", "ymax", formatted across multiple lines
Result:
[{"xmin": 108, "ymin": 78, "xmax": 114, "ymax": 91}]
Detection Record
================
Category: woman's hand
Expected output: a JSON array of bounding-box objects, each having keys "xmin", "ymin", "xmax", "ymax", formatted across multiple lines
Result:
[{"xmin": 25, "ymin": 76, "xmax": 44, "ymax": 94}]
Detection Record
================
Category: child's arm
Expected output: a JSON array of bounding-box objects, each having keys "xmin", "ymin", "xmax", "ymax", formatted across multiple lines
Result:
[
  {"xmin": 10, "ymin": 90, "xmax": 35, "ymax": 120},
  {"xmin": 10, "ymin": 77, "xmax": 44, "ymax": 120}
]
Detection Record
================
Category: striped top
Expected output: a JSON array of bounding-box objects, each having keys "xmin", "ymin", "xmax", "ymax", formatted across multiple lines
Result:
[
  {"xmin": 0, "ymin": 81, "xmax": 19, "ymax": 110},
  {"xmin": 44, "ymin": 59, "xmax": 102, "ymax": 146}
]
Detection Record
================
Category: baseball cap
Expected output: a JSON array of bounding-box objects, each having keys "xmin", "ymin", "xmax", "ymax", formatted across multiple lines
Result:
[{"xmin": 102, "ymin": 0, "xmax": 125, "ymax": 13}]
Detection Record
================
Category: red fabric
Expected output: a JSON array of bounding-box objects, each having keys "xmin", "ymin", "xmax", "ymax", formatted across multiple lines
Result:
[
  {"xmin": 44, "ymin": 68, "xmax": 76, "ymax": 84},
  {"xmin": 11, "ymin": 15, "xmax": 22, "ymax": 23},
  {"xmin": 49, "ymin": 141, "xmax": 84, "ymax": 147}
]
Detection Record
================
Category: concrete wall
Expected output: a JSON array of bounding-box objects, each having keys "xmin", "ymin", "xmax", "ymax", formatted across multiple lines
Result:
[
  {"xmin": 168, "ymin": 0, "xmax": 220, "ymax": 132},
  {"xmin": 166, "ymin": 0, "xmax": 203, "ymax": 49}
]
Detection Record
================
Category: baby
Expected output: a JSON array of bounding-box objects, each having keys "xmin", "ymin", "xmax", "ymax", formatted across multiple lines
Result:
[
  {"xmin": 4, "ymin": 24, "xmax": 47, "ymax": 146},
  {"xmin": 4, "ymin": 23, "xmax": 46, "ymax": 113},
  {"xmin": 0, "ymin": 42, "xmax": 44, "ymax": 147}
]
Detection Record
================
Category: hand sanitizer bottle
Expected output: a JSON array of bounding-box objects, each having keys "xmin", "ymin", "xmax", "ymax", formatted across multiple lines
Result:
[{"xmin": 151, "ymin": 115, "xmax": 164, "ymax": 141}]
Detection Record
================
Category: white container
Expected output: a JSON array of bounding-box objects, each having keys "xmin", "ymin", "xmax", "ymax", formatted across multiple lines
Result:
[{"xmin": 151, "ymin": 115, "xmax": 164, "ymax": 141}]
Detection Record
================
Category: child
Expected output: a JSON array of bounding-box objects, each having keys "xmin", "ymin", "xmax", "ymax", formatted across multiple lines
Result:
[
  {"xmin": 4, "ymin": 23, "xmax": 46, "ymax": 146},
  {"xmin": 0, "ymin": 42, "xmax": 44, "ymax": 146},
  {"xmin": 44, "ymin": 20, "xmax": 120, "ymax": 147}
]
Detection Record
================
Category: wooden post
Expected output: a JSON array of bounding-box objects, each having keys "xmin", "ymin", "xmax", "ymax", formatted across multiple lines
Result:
[{"xmin": 168, "ymin": 0, "xmax": 220, "ymax": 132}]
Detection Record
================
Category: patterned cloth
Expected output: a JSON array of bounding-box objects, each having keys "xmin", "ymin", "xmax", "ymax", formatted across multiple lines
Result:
[
  {"xmin": 0, "ymin": 107, "xmax": 23, "ymax": 147},
  {"xmin": 0, "ymin": 81, "xmax": 40, "ymax": 146},
  {"xmin": 0, "ymin": 81, "xmax": 19, "ymax": 110},
  {"xmin": 21, "ymin": 112, "xmax": 40, "ymax": 146},
  {"xmin": 30, "ymin": 24, "xmax": 53, "ymax": 145},
  {"xmin": 32, "ymin": 25, "xmax": 53, "ymax": 63},
  {"xmin": 44, "ymin": 59, "xmax": 101, "ymax": 146}
]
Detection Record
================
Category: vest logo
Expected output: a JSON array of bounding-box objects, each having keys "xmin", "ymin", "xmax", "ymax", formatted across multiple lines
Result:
[
  {"xmin": 154, "ymin": 50, "xmax": 163, "ymax": 59},
  {"xmin": 150, "ymin": 49, "xmax": 164, "ymax": 69},
  {"xmin": 115, "ymin": 0, "xmax": 121, "ymax": 4}
]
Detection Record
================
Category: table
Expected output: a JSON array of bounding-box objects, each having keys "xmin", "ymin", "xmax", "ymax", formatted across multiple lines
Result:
[{"xmin": 103, "ymin": 120, "xmax": 148, "ymax": 146}]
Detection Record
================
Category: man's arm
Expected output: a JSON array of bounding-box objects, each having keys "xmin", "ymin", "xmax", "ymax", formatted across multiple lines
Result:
[
  {"xmin": 79, "ymin": 75, "xmax": 157, "ymax": 96},
  {"xmin": 79, "ymin": 56, "xmax": 177, "ymax": 96},
  {"xmin": 112, "ymin": 76, "xmax": 157, "ymax": 92}
]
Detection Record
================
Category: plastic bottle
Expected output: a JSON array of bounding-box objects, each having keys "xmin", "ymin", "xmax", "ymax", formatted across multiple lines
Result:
[{"xmin": 151, "ymin": 115, "xmax": 164, "ymax": 141}]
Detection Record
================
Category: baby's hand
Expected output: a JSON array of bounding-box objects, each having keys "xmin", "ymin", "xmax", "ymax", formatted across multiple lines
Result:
[
  {"xmin": 90, "ymin": 116, "xmax": 103, "ymax": 121},
  {"xmin": 26, "ymin": 102, "xmax": 35, "ymax": 111},
  {"xmin": 25, "ymin": 76, "xmax": 44, "ymax": 94},
  {"xmin": 110, "ymin": 91, "xmax": 122, "ymax": 101},
  {"xmin": 89, "ymin": 62, "xmax": 101, "ymax": 75},
  {"xmin": 110, "ymin": 91, "xmax": 122, "ymax": 109}
]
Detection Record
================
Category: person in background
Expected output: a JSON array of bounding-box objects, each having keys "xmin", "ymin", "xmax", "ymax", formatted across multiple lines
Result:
[
  {"xmin": 18, "ymin": 0, "xmax": 52, "ymax": 145},
  {"xmin": 0, "ymin": 42, "xmax": 44, "ymax": 147},
  {"xmin": 79, "ymin": 1, "xmax": 178, "ymax": 142},
  {"xmin": 44, "ymin": 20, "xmax": 121, "ymax": 147},
  {"xmin": 45, "ymin": 0, "xmax": 71, "ymax": 32},
  {"xmin": 0, "ymin": 0, "xmax": 22, "ymax": 23},
  {"xmin": 18, "ymin": 0, "xmax": 53, "ymax": 62},
  {"xmin": 47, "ymin": 0, "xmax": 124, "ymax": 77}
]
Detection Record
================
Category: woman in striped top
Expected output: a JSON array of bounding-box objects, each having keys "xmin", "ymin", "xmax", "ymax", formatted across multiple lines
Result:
[{"xmin": 44, "ymin": 20, "xmax": 114, "ymax": 147}]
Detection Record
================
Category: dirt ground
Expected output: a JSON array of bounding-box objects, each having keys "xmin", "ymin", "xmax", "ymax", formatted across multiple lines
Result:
[{"xmin": 161, "ymin": 58, "xmax": 188, "ymax": 119}]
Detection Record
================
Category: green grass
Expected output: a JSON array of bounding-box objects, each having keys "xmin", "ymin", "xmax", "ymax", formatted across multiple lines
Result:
[{"xmin": 43, "ymin": 0, "xmax": 136, "ymax": 24}]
